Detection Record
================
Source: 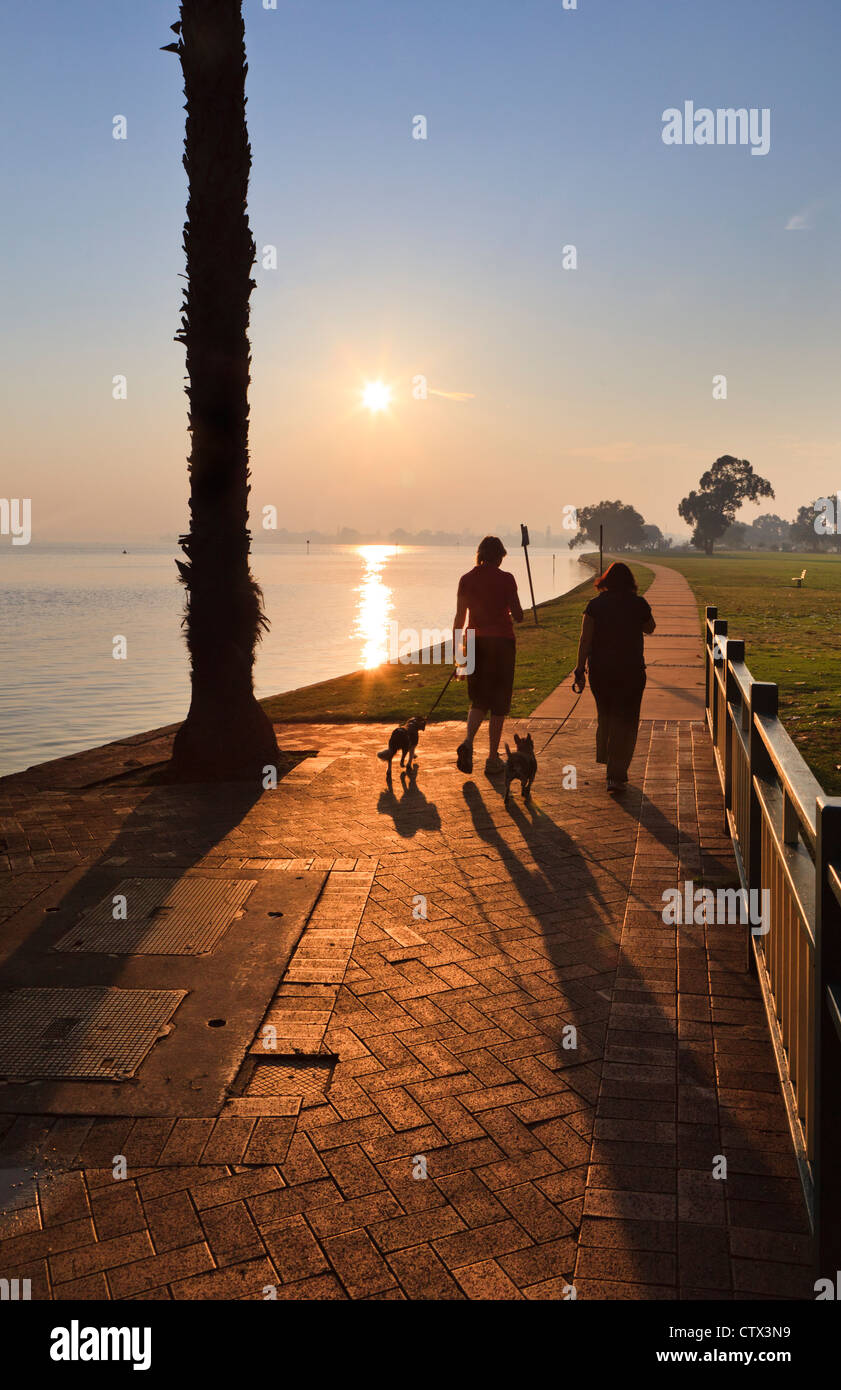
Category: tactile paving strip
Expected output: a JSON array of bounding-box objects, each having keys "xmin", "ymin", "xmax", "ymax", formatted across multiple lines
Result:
[
  {"xmin": 246, "ymin": 1059, "xmax": 334, "ymax": 1099},
  {"xmin": 54, "ymin": 878, "xmax": 257, "ymax": 955},
  {"xmin": 0, "ymin": 987, "xmax": 186, "ymax": 1080}
]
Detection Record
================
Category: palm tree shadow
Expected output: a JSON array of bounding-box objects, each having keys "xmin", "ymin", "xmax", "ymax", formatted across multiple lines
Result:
[
  {"xmin": 0, "ymin": 775, "xmax": 266, "ymax": 1126},
  {"xmin": 377, "ymin": 767, "xmax": 441, "ymax": 837}
]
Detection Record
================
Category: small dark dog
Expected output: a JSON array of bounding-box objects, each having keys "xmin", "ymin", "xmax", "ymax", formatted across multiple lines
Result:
[
  {"xmin": 503, "ymin": 733, "xmax": 537, "ymax": 806},
  {"xmin": 378, "ymin": 715, "xmax": 427, "ymax": 776}
]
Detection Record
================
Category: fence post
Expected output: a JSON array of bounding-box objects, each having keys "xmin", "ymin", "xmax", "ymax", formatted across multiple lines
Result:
[
  {"xmin": 747, "ymin": 682, "xmax": 777, "ymax": 889},
  {"xmin": 711, "ymin": 618, "xmax": 727, "ymax": 746},
  {"xmin": 723, "ymin": 638, "xmax": 745, "ymax": 824},
  {"xmin": 704, "ymin": 606, "xmax": 717, "ymax": 727},
  {"xmin": 747, "ymin": 683, "xmax": 778, "ymax": 976},
  {"xmin": 815, "ymin": 797, "xmax": 841, "ymax": 1282}
]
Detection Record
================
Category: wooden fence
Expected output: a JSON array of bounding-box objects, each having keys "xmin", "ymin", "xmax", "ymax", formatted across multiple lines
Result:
[{"xmin": 704, "ymin": 606, "xmax": 841, "ymax": 1273}]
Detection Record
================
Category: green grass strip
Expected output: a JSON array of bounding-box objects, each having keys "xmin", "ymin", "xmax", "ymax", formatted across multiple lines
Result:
[{"xmin": 654, "ymin": 550, "xmax": 841, "ymax": 793}]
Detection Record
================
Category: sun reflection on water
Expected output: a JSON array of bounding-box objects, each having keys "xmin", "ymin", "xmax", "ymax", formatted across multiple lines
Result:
[{"xmin": 353, "ymin": 544, "xmax": 397, "ymax": 668}]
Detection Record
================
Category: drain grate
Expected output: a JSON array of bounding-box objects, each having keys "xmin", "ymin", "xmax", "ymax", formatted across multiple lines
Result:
[
  {"xmin": 54, "ymin": 878, "xmax": 257, "ymax": 955},
  {"xmin": 0, "ymin": 987, "xmax": 185, "ymax": 1080},
  {"xmin": 246, "ymin": 1057, "xmax": 335, "ymax": 1100}
]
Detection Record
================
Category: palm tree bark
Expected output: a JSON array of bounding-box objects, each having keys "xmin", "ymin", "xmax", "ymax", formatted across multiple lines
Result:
[{"xmin": 168, "ymin": 0, "xmax": 279, "ymax": 779}]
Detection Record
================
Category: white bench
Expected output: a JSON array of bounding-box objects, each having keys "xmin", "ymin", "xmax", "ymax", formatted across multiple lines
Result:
[{"xmin": 792, "ymin": 569, "xmax": 806, "ymax": 588}]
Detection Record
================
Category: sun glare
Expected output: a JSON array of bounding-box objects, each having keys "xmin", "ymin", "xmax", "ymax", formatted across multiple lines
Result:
[
  {"xmin": 353, "ymin": 545, "xmax": 397, "ymax": 667},
  {"xmin": 362, "ymin": 380, "xmax": 392, "ymax": 413}
]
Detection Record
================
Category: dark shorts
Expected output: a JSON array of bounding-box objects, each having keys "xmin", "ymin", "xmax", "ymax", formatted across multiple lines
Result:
[{"xmin": 467, "ymin": 637, "xmax": 516, "ymax": 716}]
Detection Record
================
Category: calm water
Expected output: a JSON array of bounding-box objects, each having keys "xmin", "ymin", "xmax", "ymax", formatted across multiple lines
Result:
[{"xmin": 0, "ymin": 543, "xmax": 588, "ymax": 776}]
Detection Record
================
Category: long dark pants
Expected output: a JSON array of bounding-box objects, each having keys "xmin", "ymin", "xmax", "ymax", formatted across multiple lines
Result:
[{"xmin": 589, "ymin": 672, "xmax": 646, "ymax": 783}]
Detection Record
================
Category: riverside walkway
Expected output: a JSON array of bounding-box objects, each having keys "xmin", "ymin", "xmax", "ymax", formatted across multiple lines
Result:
[{"xmin": 0, "ymin": 565, "xmax": 813, "ymax": 1300}]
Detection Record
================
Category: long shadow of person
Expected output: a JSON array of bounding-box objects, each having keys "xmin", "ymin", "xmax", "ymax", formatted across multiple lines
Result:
[
  {"xmin": 609, "ymin": 786, "xmax": 678, "ymax": 851},
  {"xmin": 457, "ymin": 770, "xmax": 811, "ymax": 1294},
  {"xmin": 377, "ymin": 767, "xmax": 441, "ymax": 838},
  {"xmin": 611, "ymin": 787, "xmax": 734, "ymax": 887},
  {"xmin": 459, "ymin": 779, "xmax": 617, "ymax": 1086}
]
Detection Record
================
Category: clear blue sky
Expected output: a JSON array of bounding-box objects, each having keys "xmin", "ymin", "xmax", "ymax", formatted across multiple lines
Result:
[{"xmin": 2, "ymin": 0, "xmax": 839, "ymax": 540}]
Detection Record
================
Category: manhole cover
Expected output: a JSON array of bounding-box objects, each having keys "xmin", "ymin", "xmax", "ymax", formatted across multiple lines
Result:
[
  {"xmin": 0, "ymin": 987, "xmax": 185, "ymax": 1080},
  {"xmin": 246, "ymin": 1058, "xmax": 334, "ymax": 1100},
  {"xmin": 54, "ymin": 878, "xmax": 257, "ymax": 955}
]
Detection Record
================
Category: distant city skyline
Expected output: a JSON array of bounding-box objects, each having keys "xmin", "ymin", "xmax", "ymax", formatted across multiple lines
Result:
[{"xmin": 3, "ymin": 0, "xmax": 839, "ymax": 543}]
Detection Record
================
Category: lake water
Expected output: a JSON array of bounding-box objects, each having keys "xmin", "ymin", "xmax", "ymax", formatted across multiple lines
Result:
[{"xmin": 0, "ymin": 543, "xmax": 589, "ymax": 776}]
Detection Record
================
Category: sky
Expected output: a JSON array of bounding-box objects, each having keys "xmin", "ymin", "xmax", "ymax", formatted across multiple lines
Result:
[{"xmin": 2, "ymin": 0, "xmax": 840, "ymax": 542}]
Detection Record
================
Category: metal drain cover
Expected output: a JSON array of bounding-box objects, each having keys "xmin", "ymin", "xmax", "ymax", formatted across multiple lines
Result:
[
  {"xmin": 246, "ymin": 1058, "xmax": 334, "ymax": 1100},
  {"xmin": 54, "ymin": 878, "xmax": 257, "ymax": 955},
  {"xmin": 0, "ymin": 987, "xmax": 186, "ymax": 1080}
]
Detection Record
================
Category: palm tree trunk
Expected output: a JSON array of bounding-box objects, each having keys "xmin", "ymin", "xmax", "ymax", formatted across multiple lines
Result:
[{"xmin": 169, "ymin": 0, "xmax": 278, "ymax": 779}]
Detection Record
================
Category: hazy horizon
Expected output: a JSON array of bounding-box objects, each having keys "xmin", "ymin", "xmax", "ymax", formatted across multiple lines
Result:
[{"xmin": 3, "ymin": 0, "xmax": 840, "ymax": 545}]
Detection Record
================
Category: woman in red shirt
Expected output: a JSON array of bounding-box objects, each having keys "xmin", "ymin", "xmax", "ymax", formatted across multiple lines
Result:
[{"xmin": 453, "ymin": 536, "xmax": 524, "ymax": 775}]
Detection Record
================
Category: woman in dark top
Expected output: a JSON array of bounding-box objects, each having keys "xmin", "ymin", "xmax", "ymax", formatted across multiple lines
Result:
[{"xmin": 573, "ymin": 561, "xmax": 656, "ymax": 792}]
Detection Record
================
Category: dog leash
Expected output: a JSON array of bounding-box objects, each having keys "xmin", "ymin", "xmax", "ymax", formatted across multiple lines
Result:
[
  {"xmin": 425, "ymin": 668, "xmax": 583, "ymax": 751},
  {"xmin": 536, "ymin": 681, "xmax": 585, "ymax": 756},
  {"xmin": 425, "ymin": 666, "xmax": 459, "ymax": 719}
]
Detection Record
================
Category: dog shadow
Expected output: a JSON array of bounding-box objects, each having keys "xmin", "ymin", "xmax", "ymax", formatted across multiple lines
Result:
[
  {"xmin": 504, "ymin": 790, "xmax": 546, "ymax": 823},
  {"xmin": 480, "ymin": 768, "xmax": 545, "ymax": 820},
  {"xmin": 377, "ymin": 765, "xmax": 441, "ymax": 837}
]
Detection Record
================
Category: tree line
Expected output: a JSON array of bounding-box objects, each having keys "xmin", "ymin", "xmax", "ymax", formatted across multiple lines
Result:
[{"xmin": 572, "ymin": 456, "xmax": 841, "ymax": 556}]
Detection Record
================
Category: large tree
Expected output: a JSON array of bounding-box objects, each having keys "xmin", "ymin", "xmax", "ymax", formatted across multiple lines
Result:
[
  {"xmin": 790, "ymin": 496, "xmax": 841, "ymax": 552},
  {"xmin": 640, "ymin": 523, "xmax": 669, "ymax": 552},
  {"xmin": 164, "ymin": 2, "xmax": 279, "ymax": 779},
  {"xmin": 748, "ymin": 513, "xmax": 792, "ymax": 550},
  {"xmin": 678, "ymin": 456, "xmax": 774, "ymax": 555},
  {"xmin": 569, "ymin": 500, "xmax": 647, "ymax": 551},
  {"xmin": 720, "ymin": 521, "xmax": 747, "ymax": 549}
]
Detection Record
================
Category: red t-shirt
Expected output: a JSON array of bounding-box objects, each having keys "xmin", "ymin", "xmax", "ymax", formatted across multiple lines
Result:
[{"xmin": 457, "ymin": 565, "xmax": 521, "ymax": 638}]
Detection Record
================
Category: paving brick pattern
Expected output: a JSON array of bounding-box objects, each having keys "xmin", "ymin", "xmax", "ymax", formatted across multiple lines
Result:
[{"xmin": 0, "ymin": 715, "xmax": 813, "ymax": 1299}]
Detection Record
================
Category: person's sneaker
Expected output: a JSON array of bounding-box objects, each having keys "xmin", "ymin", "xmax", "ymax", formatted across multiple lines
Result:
[
  {"xmin": 484, "ymin": 755, "xmax": 504, "ymax": 776},
  {"xmin": 456, "ymin": 741, "xmax": 473, "ymax": 773},
  {"xmin": 606, "ymin": 778, "xmax": 619, "ymax": 792}
]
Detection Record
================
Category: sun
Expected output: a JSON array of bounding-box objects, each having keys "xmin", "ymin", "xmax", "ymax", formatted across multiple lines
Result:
[{"xmin": 362, "ymin": 380, "xmax": 392, "ymax": 413}]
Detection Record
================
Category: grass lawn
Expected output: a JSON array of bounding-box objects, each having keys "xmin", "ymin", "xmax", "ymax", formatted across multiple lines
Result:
[
  {"xmin": 261, "ymin": 558, "xmax": 654, "ymax": 726},
  {"xmin": 654, "ymin": 550, "xmax": 841, "ymax": 793}
]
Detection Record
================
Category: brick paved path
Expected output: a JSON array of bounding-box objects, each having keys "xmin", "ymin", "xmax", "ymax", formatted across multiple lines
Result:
[{"xmin": 0, "ymin": 709, "xmax": 813, "ymax": 1300}]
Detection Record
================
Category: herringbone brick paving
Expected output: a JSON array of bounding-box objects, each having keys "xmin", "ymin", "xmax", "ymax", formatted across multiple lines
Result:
[{"xmin": 0, "ymin": 716, "xmax": 813, "ymax": 1299}]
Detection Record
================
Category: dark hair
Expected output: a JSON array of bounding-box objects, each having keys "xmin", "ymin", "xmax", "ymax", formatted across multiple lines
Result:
[
  {"xmin": 476, "ymin": 535, "xmax": 506, "ymax": 566},
  {"xmin": 595, "ymin": 560, "xmax": 637, "ymax": 593}
]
